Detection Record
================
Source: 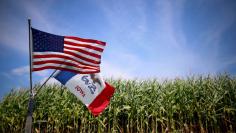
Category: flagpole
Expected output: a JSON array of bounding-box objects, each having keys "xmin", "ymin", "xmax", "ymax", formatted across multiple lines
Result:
[
  {"xmin": 34, "ymin": 69, "xmax": 58, "ymax": 97},
  {"xmin": 25, "ymin": 19, "xmax": 34, "ymax": 133},
  {"xmin": 28, "ymin": 19, "xmax": 33, "ymax": 102}
]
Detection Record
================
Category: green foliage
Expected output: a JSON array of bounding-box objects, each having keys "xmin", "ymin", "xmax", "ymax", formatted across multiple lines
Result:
[{"xmin": 0, "ymin": 75, "xmax": 236, "ymax": 132}]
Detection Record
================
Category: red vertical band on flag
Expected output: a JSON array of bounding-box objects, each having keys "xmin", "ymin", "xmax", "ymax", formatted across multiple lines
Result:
[{"xmin": 88, "ymin": 82, "xmax": 115, "ymax": 116}]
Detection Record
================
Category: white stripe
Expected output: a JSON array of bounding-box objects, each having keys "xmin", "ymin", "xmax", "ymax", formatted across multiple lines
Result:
[
  {"xmin": 64, "ymin": 38, "xmax": 105, "ymax": 49},
  {"xmin": 33, "ymin": 52, "xmax": 99, "ymax": 67},
  {"xmin": 64, "ymin": 44, "xmax": 102, "ymax": 55},
  {"xmin": 33, "ymin": 63, "xmax": 98, "ymax": 72},
  {"xmin": 33, "ymin": 57, "xmax": 99, "ymax": 69},
  {"xmin": 64, "ymin": 49, "xmax": 101, "ymax": 62}
]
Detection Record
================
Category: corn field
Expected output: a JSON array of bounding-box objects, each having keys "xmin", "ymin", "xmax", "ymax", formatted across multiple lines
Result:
[{"xmin": 0, "ymin": 75, "xmax": 236, "ymax": 133}]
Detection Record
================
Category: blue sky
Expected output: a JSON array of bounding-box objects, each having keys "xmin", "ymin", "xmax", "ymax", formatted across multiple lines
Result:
[{"xmin": 0, "ymin": 0, "xmax": 236, "ymax": 98}]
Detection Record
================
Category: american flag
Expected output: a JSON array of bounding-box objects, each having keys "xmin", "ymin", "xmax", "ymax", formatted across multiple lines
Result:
[{"xmin": 32, "ymin": 28, "xmax": 106, "ymax": 74}]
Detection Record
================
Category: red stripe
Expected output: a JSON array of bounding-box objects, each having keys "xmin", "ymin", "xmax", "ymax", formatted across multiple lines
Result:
[
  {"xmin": 65, "ymin": 36, "xmax": 106, "ymax": 46},
  {"xmin": 64, "ymin": 41, "xmax": 104, "ymax": 52},
  {"xmin": 64, "ymin": 51, "xmax": 100, "ymax": 64},
  {"xmin": 33, "ymin": 54, "xmax": 98, "ymax": 67},
  {"xmin": 33, "ymin": 66, "xmax": 100, "ymax": 74},
  {"xmin": 33, "ymin": 60, "xmax": 99, "ymax": 70},
  {"xmin": 88, "ymin": 82, "xmax": 115, "ymax": 116},
  {"xmin": 64, "ymin": 46, "xmax": 101, "ymax": 59}
]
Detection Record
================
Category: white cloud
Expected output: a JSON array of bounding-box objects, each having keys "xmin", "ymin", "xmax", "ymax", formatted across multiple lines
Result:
[
  {"xmin": 40, "ymin": 77, "xmax": 61, "ymax": 86},
  {"xmin": 11, "ymin": 66, "xmax": 52, "ymax": 77},
  {"xmin": 150, "ymin": 0, "xmax": 236, "ymax": 75},
  {"xmin": 34, "ymin": 70, "xmax": 51, "ymax": 77},
  {"xmin": 1, "ymin": 72, "xmax": 12, "ymax": 79},
  {"xmin": 154, "ymin": 0, "xmax": 187, "ymax": 49},
  {"xmin": 97, "ymin": 0, "xmax": 196, "ymax": 79},
  {"xmin": 0, "ymin": 0, "xmax": 55, "ymax": 54},
  {"xmin": 101, "ymin": 60, "xmax": 134, "ymax": 79},
  {"xmin": 98, "ymin": 0, "xmax": 236, "ymax": 78},
  {"xmin": 11, "ymin": 65, "xmax": 29, "ymax": 76},
  {"xmin": 19, "ymin": 1, "xmax": 54, "ymax": 31}
]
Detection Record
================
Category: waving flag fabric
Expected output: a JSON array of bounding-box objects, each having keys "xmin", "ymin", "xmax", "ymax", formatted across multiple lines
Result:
[
  {"xmin": 32, "ymin": 28, "xmax": 106, "ymax": 74},
  {"xmin": 54, "ymin": 70, "xmax": 115, "ymax": 116}
]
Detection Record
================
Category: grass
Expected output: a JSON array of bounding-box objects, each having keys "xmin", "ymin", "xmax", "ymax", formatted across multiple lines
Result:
[{"xmin": 0, "ymin": 74, "xmax": 236, "ymax": 132}]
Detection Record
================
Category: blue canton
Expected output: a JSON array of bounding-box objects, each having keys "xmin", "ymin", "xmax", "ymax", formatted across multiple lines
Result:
[{"xmin": 32, "ymin": 28, "xmax": 64, "ymax": 52}]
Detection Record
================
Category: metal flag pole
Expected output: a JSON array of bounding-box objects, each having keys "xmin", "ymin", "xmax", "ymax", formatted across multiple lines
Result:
[
  {"xmin": 34, "ymin": 69, "xmax": 58, "ymax": 97},
  {"xmin": 25, "ymin": 19, "xmax": 34, "ymax": 133}
]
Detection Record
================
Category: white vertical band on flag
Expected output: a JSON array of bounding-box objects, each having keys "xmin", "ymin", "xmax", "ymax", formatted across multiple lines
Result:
[{"xmin": 65, "ymin": 73, "xmax": 106, "ymax": 106}]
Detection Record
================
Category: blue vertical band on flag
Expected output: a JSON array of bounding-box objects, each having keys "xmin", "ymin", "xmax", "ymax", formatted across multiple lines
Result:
[
  {"xmin": 32, "ymin": 28, "xmax": 64, "ymax": 52},
  {"xmin": 54, "ymin": 70, "xmax": 77, "ymax": 85}
]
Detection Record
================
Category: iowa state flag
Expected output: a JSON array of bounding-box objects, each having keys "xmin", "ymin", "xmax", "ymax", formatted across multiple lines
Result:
[{"xmin": 54, "ymin": 70, "xmax": 115, "ymax": 116}]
